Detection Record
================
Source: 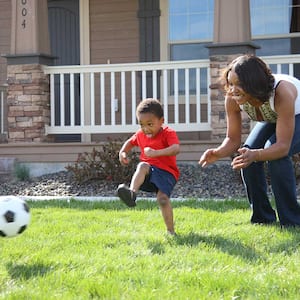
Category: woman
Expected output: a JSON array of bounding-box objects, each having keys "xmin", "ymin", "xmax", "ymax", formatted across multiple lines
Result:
[{"xmin": 199, "ymin": 55, "xmax": 300, "ymax": 227}]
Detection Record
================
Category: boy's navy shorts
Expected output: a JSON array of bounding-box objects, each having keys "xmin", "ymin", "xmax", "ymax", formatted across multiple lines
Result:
[{"xmin": 140, "ymin": 166, "xmax": 177, "ymax": 197}]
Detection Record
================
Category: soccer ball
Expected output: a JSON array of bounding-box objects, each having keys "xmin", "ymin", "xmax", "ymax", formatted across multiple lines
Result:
[{"xmin": 0, "ymin": 196, "xmax": 30, "ymax": 237}]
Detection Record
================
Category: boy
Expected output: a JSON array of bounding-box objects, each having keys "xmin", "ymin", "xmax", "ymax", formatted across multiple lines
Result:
[{"xmin": 117, "ymin": 98, "xmax": 180, "ymax": 235}]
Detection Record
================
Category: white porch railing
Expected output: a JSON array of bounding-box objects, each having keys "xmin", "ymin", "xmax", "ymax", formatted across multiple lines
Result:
[
  {"xmin": 43, "ymin": 60, "xmax": 211, "ymax": 135},
  {"xmin": 1, "ymin": 55, "xmax": 298, "ymax": 140},
  {"xmin": 263, "ymin": 54, "xmax": 300, "ymax": 75}
]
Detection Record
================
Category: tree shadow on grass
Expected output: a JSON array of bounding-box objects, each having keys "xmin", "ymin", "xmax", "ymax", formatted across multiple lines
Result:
[
  {"xmin": 173, "ymin": 232, "xmax": 262, "ymax": 262},
  {"xmin": 27, "ymin": 198, "xmax": 250, "ymax": 213},
  {"xmin": 6, "ymin": 262, "xmax": 54, "ymax": 280}
]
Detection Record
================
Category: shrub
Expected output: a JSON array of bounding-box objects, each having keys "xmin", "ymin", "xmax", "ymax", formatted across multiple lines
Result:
[
  {"xmin": 66, "ymin": 138, "xmax": 139, "ymax": 184},
  {"xmin": 14, "ymin": 164, "xmax": 30, "ymax": 181}
]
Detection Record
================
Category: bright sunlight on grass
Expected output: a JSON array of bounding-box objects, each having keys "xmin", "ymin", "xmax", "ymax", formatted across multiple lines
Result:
[{"xmin": 1, "ymin": 198, "xmax": 300, "ymax": 299}]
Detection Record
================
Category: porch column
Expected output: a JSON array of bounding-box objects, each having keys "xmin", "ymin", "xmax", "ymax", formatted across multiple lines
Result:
[
  {"xmin": 207, "ymin": 0, "xmax": 258, "ymax": 141},
  {"xmin": 5, "ymin": 0, "xmax": 54, "ymax": 143}
]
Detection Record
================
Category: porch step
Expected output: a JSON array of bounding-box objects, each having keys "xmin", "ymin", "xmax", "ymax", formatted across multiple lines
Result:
[{"xmin": 0, "ymin": 157, "xmax": 16, "ymax": 174}]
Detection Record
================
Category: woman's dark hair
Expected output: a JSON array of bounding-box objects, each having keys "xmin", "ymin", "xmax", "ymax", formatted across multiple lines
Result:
[
  {"xmin": 136, "ymin": 98, "xmax": 164, "ymax": 119},
  {"xmin": 223, "ymin": 55, "xmax": 275, "ymax": 103}
]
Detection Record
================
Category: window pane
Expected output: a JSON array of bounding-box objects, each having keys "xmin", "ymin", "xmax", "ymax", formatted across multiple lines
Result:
[
  {"xmin": 169, "ymin": 0, "xmax": 214, "ymax": 41},
  {"xmin": 250, "ymin": 0, "xmax": 300, "ymax": 35},
  {"xmin": 190, "ymin": 14, "xmax": 213, "ymax": 40},
  {"xmin": 170, "ymin": 43, "xmax": 210, "ymax": 60},
  {"xmin": 169, "ymin": 15, "xmax": 188, "ymax": 40},
  {"xmin": 169, "ymin": 0, "xmax": 187, "ymax": 14},
  {"xmin": 254, "ymin": 37, "xmax": 300, "ymax": 55}
]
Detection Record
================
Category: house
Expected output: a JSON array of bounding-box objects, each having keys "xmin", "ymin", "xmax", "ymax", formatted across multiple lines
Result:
[{"xmin": 0, "ymin": 0, "xmax": 300, "ymax": 176}]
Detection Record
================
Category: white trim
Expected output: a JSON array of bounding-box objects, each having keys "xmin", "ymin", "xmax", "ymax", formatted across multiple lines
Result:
[
  {"xmin": 79, "ymin": 0, "xmax": 91, "ymax": 142},
  {"xmin": 159, "ymin": 0, "xmax": 168, "ymax": 61},
  {"xmin": 79, "ymin": 0, "xmax": 90, "ymax": 65}
]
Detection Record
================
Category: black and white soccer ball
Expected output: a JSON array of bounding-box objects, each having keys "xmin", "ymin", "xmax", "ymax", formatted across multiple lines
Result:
[{"xmin": 0, "ymin": 196, "xmax": 30, "ymax": 237}]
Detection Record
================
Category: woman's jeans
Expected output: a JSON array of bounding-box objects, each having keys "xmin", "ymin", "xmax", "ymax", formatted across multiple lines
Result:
[{"xmin": 241, "ymin": 114, "xmax": 300, "ymax": 226}]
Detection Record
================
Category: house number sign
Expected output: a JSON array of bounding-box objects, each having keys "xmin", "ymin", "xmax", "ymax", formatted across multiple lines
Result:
[{"xmin": 21, "ymin": 0, "xmax": 28, "ymax": 29}]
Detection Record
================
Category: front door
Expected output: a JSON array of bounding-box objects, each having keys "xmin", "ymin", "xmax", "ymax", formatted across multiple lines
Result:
[{"xmin": 48, "ymin": 0, "xmax": 81, "ymax": 142}]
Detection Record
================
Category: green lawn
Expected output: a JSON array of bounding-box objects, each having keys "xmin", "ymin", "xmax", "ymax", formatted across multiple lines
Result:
[{"xmin": 1, "ymin": 198, "xmax": 300, "ymax": 300}]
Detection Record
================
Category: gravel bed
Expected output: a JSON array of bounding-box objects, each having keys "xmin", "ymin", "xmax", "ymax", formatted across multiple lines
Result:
[{"xmin": 0, "ymin": 162, "xmax": 248, "ymax": 199}]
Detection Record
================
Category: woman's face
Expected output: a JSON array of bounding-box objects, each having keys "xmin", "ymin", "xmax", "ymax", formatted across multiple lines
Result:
[{"xmin": 227, "ymin": 69, "xmax": 260, "ymax": 106}]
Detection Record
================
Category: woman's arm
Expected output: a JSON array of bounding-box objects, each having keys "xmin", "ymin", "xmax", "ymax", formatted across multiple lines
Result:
[
  {"xmin": 199, "ymin": 95, "xmax": 242, "ymax": 167},
  {"xmin": 216, "ymin": 95, "xmax": 243, "ymax": 157}
]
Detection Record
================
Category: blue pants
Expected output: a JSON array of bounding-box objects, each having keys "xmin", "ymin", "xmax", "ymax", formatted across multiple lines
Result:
[{"xmin": 241, "ymin": 114, "xmax": 300, "ymax": 226}]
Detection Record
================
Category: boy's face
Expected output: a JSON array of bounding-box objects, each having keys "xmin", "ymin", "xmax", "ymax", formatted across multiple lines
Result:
[{"xmin": 137, "ymin": 112, "xmax": 164, "ymax": 138}]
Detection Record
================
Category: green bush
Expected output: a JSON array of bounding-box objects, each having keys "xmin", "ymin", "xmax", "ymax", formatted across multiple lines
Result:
[
  {"xmin": 66, "ymin": 138, "xmax": 139, "ymax": 183},
  {"xmin": 14, "ymin": 163, "xmax": 30, "ymax": 181}
]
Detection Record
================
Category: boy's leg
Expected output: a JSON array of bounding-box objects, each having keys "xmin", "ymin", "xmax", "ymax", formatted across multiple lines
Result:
[
  {"xmin": 117, "ymin": 162, "xmax": 150, "ymax": 207},
  {"xmin": 130, "ymin": 162, "xmax": 150, "ymax": 193},
  {"xmin": 157, "ymin": 190, "xmax": 175, "ymax": 234}
]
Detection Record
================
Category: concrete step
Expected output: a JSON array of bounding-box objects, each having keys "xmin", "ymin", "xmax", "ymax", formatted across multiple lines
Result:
[{"xmin": 0, "ymin": 157, "xmax": 16, "ymax": 174}]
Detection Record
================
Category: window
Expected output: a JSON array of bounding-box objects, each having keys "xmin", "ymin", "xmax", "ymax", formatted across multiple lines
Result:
[
  {"xmin": 167, "ymin": 0, "xmax": 213, "ymax": 95},
  {"xmin": 250, "ymin": 0, "xmax": 300, "ymax": 55},
  {"xmin": 169, "ymin": 0, "xmax": 214, "ymax": 60}
]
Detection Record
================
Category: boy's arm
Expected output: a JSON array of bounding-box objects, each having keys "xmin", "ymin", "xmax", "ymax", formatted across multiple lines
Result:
[
  {"xmin": 144, "ymin": 143, "xmax": 180, "ymax": 157},
  {"xmin": 119, "ymin": 139, "xmax": 135, "ymax": 165}
]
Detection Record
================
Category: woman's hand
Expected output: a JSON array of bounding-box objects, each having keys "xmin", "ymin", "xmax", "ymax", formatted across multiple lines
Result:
[
  {"xmin": 199, "ymin": 149, "xmax": 220, "ymax": 167},
  {"xmin": 231, "ymin": 147, "xmax": 259, "ymax": 170}
]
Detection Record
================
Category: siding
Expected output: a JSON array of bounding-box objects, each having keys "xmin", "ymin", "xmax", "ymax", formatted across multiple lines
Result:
[{"xmin": 89, "ymin": 0, "xmax": 139, "ymax": 64}]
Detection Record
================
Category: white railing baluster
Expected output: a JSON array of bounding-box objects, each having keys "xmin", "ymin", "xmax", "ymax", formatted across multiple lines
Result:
[
  {"xmin": 50, "ymin": 74, "xmax": 55, "ymax": 126},
  {"xmin": 121, "ymin": 71, "xmax": 126, "ymax": 125},
  {"xmin": 60, "ymin": 74, "xmax": 65, "ymax": 126},
  {"xmin": 100, "ymin": 72, "xmax": 105, "ymax": 126},
  {"xmin": 111, "ymin": 72, "xmax": 115, "ymax": 125},
  {"xmin": 207, "ymin": 67, "xmax": 211, "ymax": 126},
  {"xmin": 196, "ymin": 68, "xmax": 201, "ymax": 123},
  {"xmin": 142, "ymin": 70, "xmax": 146, "ymax": 99},
  {"xmin": 174, "ymin": 69, "xmax": 179, "ymax": 124},
  {"xmin": 185, "ymin": 68, "xmax": 190, "ymax": 124},
  {"xmin": 163, "ymin": 69, "xmax": 168, "ymax": 123},
  {"xmin": 277, "ymin": 64, "xmax": 282, "ymax": 73},
  {"xmin": 152, "ymin": 70, "xmax": 157, "ymax": 99},
  {"xmin": 70, "ymin": 73, "xmax": 75, "ymax": 126},
  {"xmin": 131, "ymin": 71, "xmax": 136, "ymax": 125},
  {"xmin": 90, "ymin": 72, "xmax": 95, "ymax": 126},
  {"xmin": 289, "ymin": 63, "xmax": 294, "ymax": 76},
  {"xmin": 80, "ymin": 73, "xmax": 85, "ymax": 126}
]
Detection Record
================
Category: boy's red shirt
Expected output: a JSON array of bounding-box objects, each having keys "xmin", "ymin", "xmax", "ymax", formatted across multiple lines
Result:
[{"xmin": 129, "ymin": 126, "xmax": 180, "ymax": 181}]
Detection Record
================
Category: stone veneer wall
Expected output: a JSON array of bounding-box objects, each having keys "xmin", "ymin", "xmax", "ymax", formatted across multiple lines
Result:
[
  {"xmin": 6, "ymin": 64, "xmax": 50, "ymax": 142},
  {"xmin": 209, "ymin": 54, "xmax": 251, "ymax": 142}
]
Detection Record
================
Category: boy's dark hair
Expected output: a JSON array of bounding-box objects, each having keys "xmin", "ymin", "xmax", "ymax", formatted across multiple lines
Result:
[
  {"xmin": 136, "ymin": 98, "xmax": 164, "ymax": 118},
  {"xmin": 223, "ymin": 55, "xmax": 275, "ymax": 103}
]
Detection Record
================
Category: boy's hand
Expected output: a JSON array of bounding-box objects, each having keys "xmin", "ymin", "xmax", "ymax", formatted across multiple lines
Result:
[
  {"xmin": 144, "ymin": 147, "xmax": 156, "ymax": 157},
  {"xmin": 119, "ymin": 151, "xmax": 129, "ymax": 165}
]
